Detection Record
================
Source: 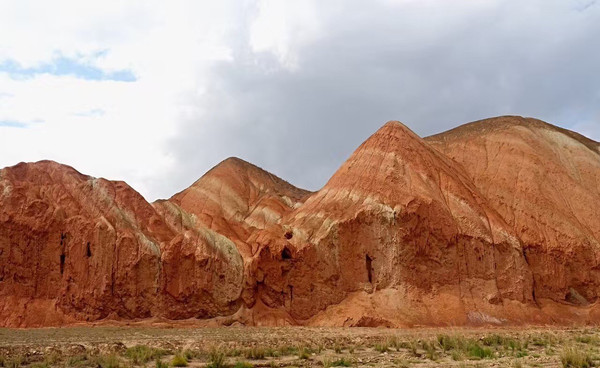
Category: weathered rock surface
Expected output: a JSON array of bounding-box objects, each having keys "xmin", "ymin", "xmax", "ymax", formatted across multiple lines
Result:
[
  {"xmin": 427, "ymin": 116, "xmax": 600, "ymax": 319},
  {"xmin": 1, "ymin": 116, "xmax": 600, "ymax": 327},
  {"xmin": 0, "ymin": 161, "xmax": 243, "ymax": 326}
]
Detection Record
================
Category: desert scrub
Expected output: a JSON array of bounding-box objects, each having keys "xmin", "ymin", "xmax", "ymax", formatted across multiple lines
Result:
[
  {"xmin": 67, "ymin": 354, "xmax": 89, "ymax": 367},
  {"xmin": 323, "ymin": 357, "xmax": 352, "ymax": 367},
  {"xmin": 334, "ymin": 344, "xmax": 343, "ymax": 354},
  {"xmin": 207, "ymin": 350, "xmax": 226, "ymax": 368},
  {"xmin": 277, "ymin": 345, "xmax": 297, "ymax": 356},
  {"xmin": 182, "ymin": 349, "xmax": 196, "ymax": 361},
  {"xmin": 467, "ymin": 343, "xmax": 494, "ymax": 360},
  {"xmin": 560, "ymin": 347, "xmax": 594, "ymax": 368},
  {"xmin": 155, "ymin": 359, "xmax": 168, "ymax": 368},
  {"xmin": 451, "ymin": 350, "xmax": 464, "ymax": 361},
  {"xmin": 298, "ymin": 347, "xmax": 310, "ymax": 360},
  {"xmin": 576, "ymin": 335, "xmax": 599, "ymax": 345},
  {"xmin": 3, "ymin": 355, "xmax": 23, "ymax": 368},
  {"xmin": 438, "ymin": 334, "xmax": 464, "ymax": 352},
  {"xmin": 170, "ymin": 354, "xmax": 188, "ymax": 367},
  {"xmin": 421, "ymin": 340, "xmax": 438, "ymax": 361},
  {"xmin": 125, "ymin": 345, "xmax": 168, "ymax": 365},
  {"xmin": 374, "ymin": 342, "xmax": 389, "ymax": 353},
  {"xmin": 244, "ymin": 347, "xmax": 266, "ymax": 359},
  {"xmin": 387, "ymin": 336, "xmax": 400, "ymax": 351},
  {"xmin": 233, "ymin": 362, "xmax": 254, "ymax": 368},
  {"xmin": 95, "ymin": 354, "xmax": 121, "ymax": 368}
]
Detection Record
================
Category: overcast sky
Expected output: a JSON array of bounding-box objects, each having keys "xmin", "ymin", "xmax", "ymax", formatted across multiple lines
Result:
[{"xmin": 1, "ymin": 0, "xmax": 599, "ymax": 200}]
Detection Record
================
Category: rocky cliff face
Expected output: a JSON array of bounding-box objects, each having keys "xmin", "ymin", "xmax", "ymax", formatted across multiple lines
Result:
[
  {"xmin": 427, "ymin": 116, "xmax": 600, "ymax": 318},
  {"xmin": 0, "ymin": 161, "xmax": 243, "ymax": 326},
  {"xmin": 1, "ymin": 116, "xmax": 600, "ymax": 327}
]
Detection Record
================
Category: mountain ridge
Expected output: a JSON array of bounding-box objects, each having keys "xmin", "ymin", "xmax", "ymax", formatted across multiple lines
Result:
[{"xmin": 2, "ymin": 115, "xmax": 600, "ymax": 327}]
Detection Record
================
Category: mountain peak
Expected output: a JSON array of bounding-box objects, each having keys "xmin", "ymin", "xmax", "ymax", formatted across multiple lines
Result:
[{"xmin": 427, "ymin": 115, "xmax": 600, "ymax": 153}]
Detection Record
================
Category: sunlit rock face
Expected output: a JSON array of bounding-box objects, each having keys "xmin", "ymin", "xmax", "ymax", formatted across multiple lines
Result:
[{"xmin": 2, "ymin": 116, "xmax": 600, "ymax": 327}]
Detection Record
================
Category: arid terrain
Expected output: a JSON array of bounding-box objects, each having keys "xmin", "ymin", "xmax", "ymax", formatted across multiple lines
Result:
[{"xmin": 2, "ymin": 326, "xmax": 600, "ymax": 367}]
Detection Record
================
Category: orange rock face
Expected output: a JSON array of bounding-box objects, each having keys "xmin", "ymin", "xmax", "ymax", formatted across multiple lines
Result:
[
  {"xmin": 427, "ymin": 116, "xmax": 600, "ymax": 319},
  {"xmin": 1, "ymin": 116, "xmax": 600, "ymax": 327}
]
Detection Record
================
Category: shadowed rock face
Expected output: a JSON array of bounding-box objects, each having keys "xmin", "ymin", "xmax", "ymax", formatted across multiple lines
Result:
[
  {"xmin": 1, "ymin": 116, "xmax": 600, "ymax": 327},
  {"xmin": 0, "ymin": 161, "xmax": 243, "ymax": 326}
]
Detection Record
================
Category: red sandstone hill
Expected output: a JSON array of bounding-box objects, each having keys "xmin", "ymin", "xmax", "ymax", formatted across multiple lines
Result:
[{"xmin": 1, "ymin": 116, "xmax": 600, "ymax": 327}]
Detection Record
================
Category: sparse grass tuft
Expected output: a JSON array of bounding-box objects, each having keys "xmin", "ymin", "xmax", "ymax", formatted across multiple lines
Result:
[
  {"xmin": 331, "ymin": 357, "xmax": 352, "ymax": 366},
  {"xmin": 277, "ymin": 345, "xmax": 296, "ymax": 356},
  {"xmin": 374, "ymin": 342, "xmax": 389, "ymax": 353},
  {"xmin": 560, "ymin": 347, "xmax": 594, "ymax": 368},
  {"xmin": 207, "ymin": 350, "xmax": 226, "ymax": 368},
  {"xmin": 244, "ymin": 347, "xmax": 266, "ymax": 359},
  {"xmin": 467, "ymin": 343, "xmax": 494, "ymax": 360},
  {"xmin": 67, "ymin": 354, "xmax": 88, "ymax": 367},
  {"xmin": 171, "ymin": 354, "xmax": 188, "ymax": 367},
  {"xmin": 576, "ymin": 335, "xmax": 598, "ymax": 345},
  {"xmin": 98, "ymin": 354, "xmax": 121, "ymax": 368},
  {"xmin": 125, "ymin": 345, "xmax": 168, "ymax": 365},
  {"xmin": 451, "ymin": 350, "xmax": 464, "ymax": 361},
  {"xmin": 298, "ymin": 347, "xmax": 310, "ymax": 360},
  {"xmin": 233, "ymin": 362, "xmax": 254, "ymax": 368},
  {"xmin": 421, "ymin": 341, "xmax": 438, "ymax": 361},
  {"xmin": 323, "ymin": 357, "xmax": 352, "ymax": 367},
  {"xmin": 155, "ymin": 359, "xmax": 168, "ymax": 368}
]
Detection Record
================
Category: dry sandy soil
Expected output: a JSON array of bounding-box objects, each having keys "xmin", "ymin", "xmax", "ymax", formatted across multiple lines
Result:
[{"xmin": 2, "ymin": 325, "xmax": 600, "ymax": 367}]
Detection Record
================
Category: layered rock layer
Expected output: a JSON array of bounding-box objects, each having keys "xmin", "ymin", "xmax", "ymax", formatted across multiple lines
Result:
[
  {"xmin": 427, "ymin": 116, "xmax": 600, "ymax": 313},
  {"xmin": 1, "ymin": 116, "xmax": 600, "ymax": 327}
]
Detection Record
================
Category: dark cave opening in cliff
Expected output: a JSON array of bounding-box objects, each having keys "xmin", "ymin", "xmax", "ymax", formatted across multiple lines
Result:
[
  {"xmin": 281, "ymin": 247, "xmax": 292, "ymax": 260},
  {"xmin": 366, "ymin": 254, "xmax": 373, "ymax": 283},
  {"xmin": 86, "ymin": 242, "xmax": 92, "ymax": 257},
  {"xmin": 60, "ymin": 253, "xmax": 66, "ymax": 274}
]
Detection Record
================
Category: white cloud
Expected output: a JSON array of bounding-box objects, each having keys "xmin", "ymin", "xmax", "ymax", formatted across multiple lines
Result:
[
  {"xmin": 0, "ymin": 1, "xmax": 242, "ymax": 199},
  {"xmin": 1, "ymin": 0, "xmax": 599, "ymax": 201}
]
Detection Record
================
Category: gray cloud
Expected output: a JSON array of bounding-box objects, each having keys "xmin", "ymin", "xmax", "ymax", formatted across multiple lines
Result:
[{"xmin": 159, "ymin": 0, "xmax": 600, "ymax": 199}]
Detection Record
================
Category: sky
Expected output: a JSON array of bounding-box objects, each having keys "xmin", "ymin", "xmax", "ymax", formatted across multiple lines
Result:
[{"xmin": 1, "ymin": 0, "xmax": 599, "ymax": 200}]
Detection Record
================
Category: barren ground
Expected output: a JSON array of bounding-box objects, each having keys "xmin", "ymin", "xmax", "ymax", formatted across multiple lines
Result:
[{"xmin": 1, "ymin": 325, "xmax": 599, "ymax": 367}]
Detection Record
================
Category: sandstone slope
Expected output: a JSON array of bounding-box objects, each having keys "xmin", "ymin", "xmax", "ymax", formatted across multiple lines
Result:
[
  {"xmin": 0, "ymin": 161, "xmax": 243, "ymax": 326},
  {"xmin": 253, "ymin": 121, "xmax": 536, "ymax": 326},
  {"xmin": 2, "ymin": 116, "xmax": 600, "ymax": 327},
  {"xmin": 427, "ymin": 116, "xmax": 600, "ymax": 321}
]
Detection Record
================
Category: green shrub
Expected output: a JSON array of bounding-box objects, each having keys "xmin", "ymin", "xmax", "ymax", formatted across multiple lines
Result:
[
  {"xmin": 171, "ymin": 354, "xmax": 188, "ymax": 367},
  {"xmin": 467, "ymin": 343, "xmax": 494, "ymax": 360}
]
